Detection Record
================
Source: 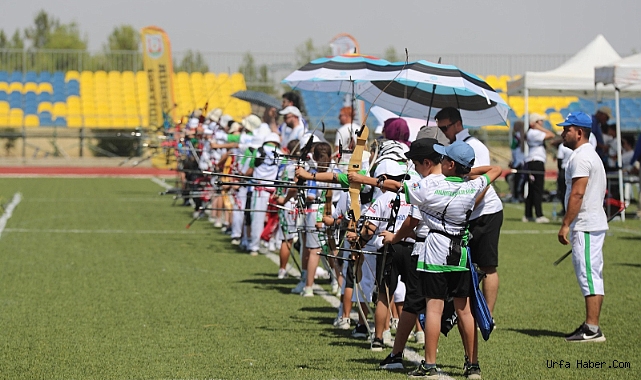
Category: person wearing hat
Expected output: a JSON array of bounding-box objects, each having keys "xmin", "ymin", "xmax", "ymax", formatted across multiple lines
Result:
[
  {"xmin": 434, "ymin": 107, "xmax": 503, "ymax": 318},
  {"xmin": 399, "ymin": 139, "xmax": 502, "ymax": 378},
  {"xmin": 279, "ymin": 106, "xmax": 307, "ymax": 148},
  {"xmin": 557, "ymin": 112, "xmax": 608, "ymax": 343},
  {"xmin": 524, "ymin": 113, "xmax": 556, "ymax": 223}
]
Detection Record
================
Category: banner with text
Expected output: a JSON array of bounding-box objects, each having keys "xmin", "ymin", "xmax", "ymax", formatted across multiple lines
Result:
[{"xmin": 141, "ymin": 26, "xmax": 176, "ymax": 129}]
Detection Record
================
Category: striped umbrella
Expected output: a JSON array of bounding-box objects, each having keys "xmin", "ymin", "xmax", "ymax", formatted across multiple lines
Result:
[
  {"xmin": 282, "ymin": 54, "xmax": 394, "ymax": 93},
  {"xmin": 353, "ymin": 60, "xmax": 510, "ymax": 127}
]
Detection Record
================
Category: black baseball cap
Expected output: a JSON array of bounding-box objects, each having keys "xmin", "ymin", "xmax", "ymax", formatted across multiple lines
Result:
[{"xmin": 405, "ymin": 138, "xmax": 440, "ymax": 160}]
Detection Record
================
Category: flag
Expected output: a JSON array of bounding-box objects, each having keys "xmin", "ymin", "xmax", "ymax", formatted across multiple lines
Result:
[{"xmin": 141, "ymin": 26, "xmax": 176, "ymax": 129}]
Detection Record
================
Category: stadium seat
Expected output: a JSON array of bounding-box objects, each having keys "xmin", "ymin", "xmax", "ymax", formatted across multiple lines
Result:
[
  {"xmin": 52, "ymin": 102, "xmax": 67, "ymax": 119},
  {"xmin": 9, "ymin": 108, "xmax": 23, "ymax": 127},
  {"xmin": 67, "ymin": 115, "xmax": 83, "ymax": 128},
  {"xmin": 37, "ymin": 82, "xmax": 54, "ymax": 94},
  {"xmin": 53, "ymin": 117, "xmax": 67, "ymax": 127},
  {"xmin": 37, "ymin": 92, "xmax": 52, "ymax": 103},
  {"xmin": 23, "ymin": 82, "xmax": 38, "ymax": 93},
  {"xmin": 0, "ymin": 100, "xmax": 9, "ymax": 115},
  {"xmin": 0, "ymin": 92, "xmax": 7, "ymax": 102},
  {"xmin": 64, "ymin": 70, "xmax": 79, "ymax": 82},
  {"xmin": 9, "ymin": 92, "xmax": 21, "ymax": 108},
  {"xmin": 0, "ymin": 71, "xmax": 7, "ymax": 82},
  {"xmin": 38, "ymin": 71, "xmax": 52, "ymax": 83},
  {"xmin": 9, "ymin": 82, "xmax": 22, "ymax": 93},
  {"xmin": 24, "ymin": 114, "xmax": 39, "ymax": 128},
  {"xmin": 66, "ymin": 80, "xmax": 80, "ymax": 96},
  {"xmin": 25, "ymin": 71, "xmax": 38, "ymax": 83},
  {"xmin": 52, "ymin": 71, "xmax": 65, "ymax": 83},
  {"xmin": 10, "ymin": 72, "xmax": 23, "ymax": 83},
  {"xmin": 24, "ymin": 102, "xmax": 38, "ymax": 115},
  {"xmin": 37, "ymin": 102, "xmax": 53, "ymax": 114},
  {"xmin": 0, "ymin": 82, "xmax": 8, "ymax": 93}
]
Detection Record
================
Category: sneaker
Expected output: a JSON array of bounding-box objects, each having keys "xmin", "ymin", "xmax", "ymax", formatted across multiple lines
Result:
[
  {"xmin": 277, "ymin": 268, "xmax": 287, "ymax": 279},
  {"xmin": 249, "ymin": 251, "xmax": 258, "ymax": 257},
  {"xmin": 335, "ymin": 317, "xmax": 351, "ymax": 330},
  {"xmin": 301, "ymin": 286, "xmax": 314, "ymax": 297},
  {"xmin": 230, "ymin": 238, "xmax": 241, "ymax": 246},
  {"xmin": 535, "ymin": 216, "xmax": 550, "ymax": 223},
  {"xmin": 521, "ymin": 216, "xmax": 533, "ymax": 222},
  {"xmin": 331, "ymin": 282, "xmax": 339, "ymax": 295},
  {"xmin": 382, "ymin": 330, "xmax": 394, "ymax": 347},
  {"xmin": 213, "ymin": 220, "xmax": 223, "ymax": 228},
  {"xmin": 408, "ymin": 361, "xmax": 439, "ymax": 378},
  {"xmin": 379, "ymin": 351, "xmax": 404, "ymax": 370},
  {"xmin": 370, "ymin": 337, "xmax": 384, "ymax": 352},
  {"xmin": 414, "ymin": 331, "xmax": 425, "ymax": 345},
  {"xmin": 351, "ymin": 324, "xmax": 369, "ymax": 339},
  {"xmin": 565, "ymin": 323, "xmax": 606, "ymax": 342},
  {"xmin": 464, "ymin": 363, "xmax": 482, "ymax": 380},
  {"xmin": 291, "ymin": 281, "xmax": 305, "ymax": 294},
  {"xmin": 390, "ymin": 317, "xmax": 399, "ymax": 333}
]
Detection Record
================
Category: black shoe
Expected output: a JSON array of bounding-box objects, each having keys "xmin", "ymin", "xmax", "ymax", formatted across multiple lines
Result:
[
  {"xmin": 408, "ymin": 361, "xmax": 439, "ymax": 378},
  {"xmin": 370, "ymin": 337, "xmax": 384, "ymax": 352},
  {"xmin": 565, "ymin": 323, "xmax": 606, "ymax": 342},
  {"xmin": 351, "ymin": 324, "xmax": 369, "ymax": 339},
  {"xmin": 464, "ymin": 363, "xmax": 482, "ymax": 379},
  {"xmin": 379, "ymin": 351, "xmax": 404, "ymax": 370}
]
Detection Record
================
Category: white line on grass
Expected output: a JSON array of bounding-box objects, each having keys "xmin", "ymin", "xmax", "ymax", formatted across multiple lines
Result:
[
  {"xmin": 3, "ymin": 228, "xmax": 212, "ymax": 235},
  {"xmin": 151, "ymin": 177, "xmax": 173, "ymax": 190},
  {"xmin": 262, "ymin": 251, "xmax": 454, "ymax": 378},
  {"xmin": 0, "ymin": 193, "xmax": 22, "ymax": 240}
]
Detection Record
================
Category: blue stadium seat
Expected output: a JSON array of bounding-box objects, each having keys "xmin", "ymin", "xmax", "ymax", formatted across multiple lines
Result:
[
  {"xmin": 53, "ymin": 117, "xmax": 67, "ymax": 127},
  {"xmin": 37, "ymin": 92, "xmax": 52, "ymax": 103},
  {"xmin": 52, "ymin": 71, "xmax": 65, "ymax": 82},
  {"xmin": 0, "ymin": 91, "xmax": 7, "ymax": 102},
  {"xmin": 52, "ymin": 92, "xmax": 66, "ymax": 102},
  {"xmin": 10, "ymin": 71, "xmax": 23, "ymax": 83},
  {"xmin": 9, "ymin": 91, "xmax": 21, "ymax": 108},
  {"xmin": 25, "ymin": 71, "xmax": 37, "ymax": 83},
  {"xmin": 24, "ymin": 91, "xmax": 37, "ymax": 102},
  {"xmin": 24, "ymin": 102, "xmax": 38, "ymax": 115},
  {"xmin": 39, "ymin": 111, "xmax": 53, "ymax": 126},
  {"xmin": 66, "ymin": 80, "xmax": 80, "ymax": 96},
  {"xmin": 0, "ymin": 71, "xmax": 7, "ymax": 82},
  {"xmin": 38, "ymin": 71, "xmax": 52, "ymax": 83}
]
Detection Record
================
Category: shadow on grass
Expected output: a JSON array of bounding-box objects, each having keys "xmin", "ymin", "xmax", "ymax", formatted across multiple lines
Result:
[
  {"xmin": 617, "ymin": 236, "xmax": 641, "ymax": 241},
  {"xmin": 505, "ymin": 328, "xmax": 565, "ymax": 337},
  {"xmin": 613, "ymin": 263, "xmax": 641, "ymax": 268}
]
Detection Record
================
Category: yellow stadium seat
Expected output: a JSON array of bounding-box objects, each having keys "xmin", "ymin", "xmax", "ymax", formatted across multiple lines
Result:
[
  {"xmin": 97, "ymin": 116, "xmax": 111, "ymax": 128},
  {"xmin": 67, "ymin": 96, "xmax": 81, "ymax": 108},
  {"xmin": 94, "ymin": 70, "xmax": 107, "ymax": 81},
  {"xmin": 67, "ymin": 115, "xmax": 83, "ymax": 128},
  {"xmin": 37, "ymin": 102, "xmax": 53, "ymax": 114},
  {"xmin": 52, "ymin": 103, "xmax": 67, "ymax": 118},
  {"xmin": 9, "ymin": 82, "xmax": 22, "ymax": 93},
  {"xmin": 84, "ymin": 114, "xmax": 98, "ymax": 128},
  {"xmin": 37, "ymin": 82, "xmax": 53, "ymax": 94},
  {"xmin": 65, "ymin": 70, "xmax": 80, "ymax": 82},
  {"xmin": 484, "ymin": 75, "xmax": 499, "ymax": 91},
  {"xmin": 23, "ymin": 82, "xmax": 38, "ymax": 93},
  {"xmin": 9, "ymin": 109, "xmax": 23, "ymax": 127},
  {"xmin": 549, "ymin": 112, "xmax": 565, "ymax": 132},
  {"xmin": 124, "ymin": 116, "xmax": 140, "ymax": 128},
  {"xmin": 24, "ymin": 114, "xmax": 39, "ymax": 128},
  {"xmin": 0, "ymin": 82, "xmax": 8, "ymax": 92},
  {"xmin": 0, "ymin": 101, "xmax": 9, "ymax": 115}
]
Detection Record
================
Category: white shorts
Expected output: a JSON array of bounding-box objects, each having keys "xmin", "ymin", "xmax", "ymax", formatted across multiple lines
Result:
[
  {"xmin": 275, "ymin": 201, "xmax": 297, "ymax": 241},
  {"xmin": 571, "ymin": 230, "xmax": 606, "ymax": 297}
]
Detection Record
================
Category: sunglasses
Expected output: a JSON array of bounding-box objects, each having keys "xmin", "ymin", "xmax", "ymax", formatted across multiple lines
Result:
[{"xmin": 438, "ymin": 121, "xmax": 457, "ymax": 132}]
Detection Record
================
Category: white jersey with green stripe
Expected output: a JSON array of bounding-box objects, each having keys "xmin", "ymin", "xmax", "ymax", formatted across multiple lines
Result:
[{"xmin": 403, "ymin": 173, "xmax": 490, "ymax": 273}]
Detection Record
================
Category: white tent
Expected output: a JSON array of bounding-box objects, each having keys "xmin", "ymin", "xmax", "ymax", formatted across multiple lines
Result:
[
  {"xmin": 507, "ymin": 34, "xmax": 622, "ymax": 98},
  {"xmin": 595, "ymin": 53, "xmax": 641, "ymax": 220}
]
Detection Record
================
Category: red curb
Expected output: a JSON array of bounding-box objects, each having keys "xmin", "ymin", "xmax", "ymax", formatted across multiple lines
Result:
[{"xmin": 0, "ymin": 166, "xmax": 175, "ymax": 177}]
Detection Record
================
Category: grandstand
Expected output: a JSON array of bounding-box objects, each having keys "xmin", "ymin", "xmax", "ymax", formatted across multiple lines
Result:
[{"xmin": 0, "ymin": 70, "xmax": 251, "ymax": 129}]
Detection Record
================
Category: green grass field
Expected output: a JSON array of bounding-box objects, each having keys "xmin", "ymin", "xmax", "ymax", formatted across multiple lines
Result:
[{"xmin": 0, "ymin": 178, "xmax": 640, "ymax": 379}]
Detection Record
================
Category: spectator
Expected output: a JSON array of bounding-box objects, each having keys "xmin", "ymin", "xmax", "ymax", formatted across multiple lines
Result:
[{"xmin": 523, "ymin": 113, "xmax": 555, "ymax": 223}]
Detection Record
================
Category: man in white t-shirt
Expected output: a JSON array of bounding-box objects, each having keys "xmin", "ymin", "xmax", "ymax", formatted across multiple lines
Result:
[
  {"xmin": 334, "ymin": 106, "xmax": 359, "ymax": 152},
  {"xmin": 524, "ymin": 113, "xmax": 556, "ymax": 223},
  {"xmin": 435, "ymin": 107, "xmax": 503, "ymax": 316},
  {"xmin": 279, "ymin": 106, "xmax": 306, "ymax": 148},
  {"xmin": 557, "ymin": 112, "xmax": 609, "ymax": 343}
]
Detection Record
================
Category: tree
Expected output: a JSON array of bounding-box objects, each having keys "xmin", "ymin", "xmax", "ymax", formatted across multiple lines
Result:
[
  {"xmin": 175, "ymin": 50, "xmax": 209, "ymax": 73},
  {"xmin": 45, "ymin": 22, "xmax": 87, "ymax": 50},
  {"xmin": 295, "ymin": 38, "xmax": 331, "ymax": 66},
  {"xmin": 24, "ymin": 10, "xmax": 59, "ymax": 49},
  {"xmin": 0, "ymin": 31, "xmax": 7, "ymax": 49},
  {"xmin": 383, "ymin": 46, "xmax": 400, "ymax": 62},
  {"xmin": 239, "ymin": 52, "xmax": 276, "ymax": 95},
  {"xmin": 104, "ymin": 25, "xmax": 139, "ymax": 52}
]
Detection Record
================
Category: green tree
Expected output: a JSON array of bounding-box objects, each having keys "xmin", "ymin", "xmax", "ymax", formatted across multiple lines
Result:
[
  {"xmin": 295, "ymin": 38, "xmax": 331, "ymax": 66},
  {"xmin": 383, "ymin": 46, "xmax": 399, "ymax": 62},
  {"xmin": 10, "ymin": 30, "xmax": 24, "ymax": 49},
  {"xmin": 104, "ymin": 25, "xmax": 140, "ymax": 51},
  {"xmin": 45, "ymin": 22, "xmax": 87, "ymax": 50},
  {"xmin": 0, "ymin": 31, "xmax": 8, "ymax": 49},
  {"xmin": 238, "ymin": 52, "xmax": 276, "ymax": 95},
  {"xmin": 24, "ymin": 10, "xmax": 59, "ymax": 49},
  {"xmin": 175, "ymin": 50, "xmax": 209, "ymax": 73}
]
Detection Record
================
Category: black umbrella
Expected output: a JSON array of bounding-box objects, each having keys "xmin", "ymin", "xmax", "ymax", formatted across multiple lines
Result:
[{"xmin": 232, "ymin": 90, "xmax": 281, "ymax": 109}]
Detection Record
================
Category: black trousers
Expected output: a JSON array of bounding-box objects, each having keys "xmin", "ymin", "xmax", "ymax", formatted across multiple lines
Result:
[{"xmin": 525, "ymin": 160, "xmax": 545, "ymax": 218}]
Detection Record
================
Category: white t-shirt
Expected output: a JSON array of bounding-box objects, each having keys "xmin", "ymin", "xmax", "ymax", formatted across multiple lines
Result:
[
  {"xmin": 404, "ymin": 173, "xmax": 490, "ymax": 272},
  {"xmin": 284, "ymin": 124, "xmax": 306, "ymax": 147},
  {"xmin": 251, "ymin": 144, "xmax": 281, "ymax": 189},
  {"xmin": 565, "ymin": 143, "xmax": 608, "ymax": 232},
  {"xmin": 526, "ymin": 128, "xmax": 548, "ymax": 163},
  {"xmin": 558, "ymin": 134, "xmax": 598, "ymax": 169},
  {"xmin": 455, "ymin": 130, "xmax": 503, "ymax": 219},
  {"xmin": 334, "ymin": 123, "xmax": 359, "ymax": 149},
  {"xmin": 363, "ymin": 190, "xmax": 414, "ymax": 251}
]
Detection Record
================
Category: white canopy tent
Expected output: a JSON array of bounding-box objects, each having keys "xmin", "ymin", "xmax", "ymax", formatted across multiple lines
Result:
[{"xmin": 595, "ymin": 53, "xmax": 641, "ymax": 220}]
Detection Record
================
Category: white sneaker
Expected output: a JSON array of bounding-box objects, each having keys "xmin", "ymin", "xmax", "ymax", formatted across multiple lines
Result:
[
  {"xmin": 382, "ymin": 330, "xmax": 394, "ymax": 347},
  {"xmin": 278, "ymin": 268, "xmax": 287, "ymax": 279},
  {"xmin": 521, "ymin": 216, "xmax": 532, "ymax": 223},
  {"xmin": 414, "ymin": 331, "xmax": 425, "ymax": 345},
  {"xmin": 213, "ymin": 220, "xmax": 223, "ymax": 228},
  {"xmin": 230, "ymin": 238, "xmax": 241, "ymax": 246},
  {"xmin": 315, "ymin": 267, "xmax": 330, "ymax": 279},
  {"xmin": 291, "ymin": 281, "xmax": 306, "ymax": 294},
  {"xmin": 331, "ymin": 282, "xmax": 339, "ymax": 295},
  {"xmin": 249, "ymin": 251, "xmax": 258, "ymax": 256},
  {"xmin": 335, "ymin": 317, "xmax": 351, "ymax": 330},
  {"xmin": 535, "ymin": 216, "xmax": 550, "ymax": 223},
  {"xmin": 301, "ymin": 286, "xmax": 314, "ymax": 297}
]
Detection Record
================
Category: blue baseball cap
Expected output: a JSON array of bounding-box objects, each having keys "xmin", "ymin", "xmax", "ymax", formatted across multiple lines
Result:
[
  {"xmin": 557, "ymin": 112, "xmax": 592, "ymax": 128},
  {"xmin": 433, "ymin": 140, "xmax": 476, "ymax": 169}
]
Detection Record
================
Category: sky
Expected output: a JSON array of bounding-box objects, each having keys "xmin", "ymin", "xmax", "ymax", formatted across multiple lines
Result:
[{"xmin": 2, "ymin": 0, "xmax": 640, "ymax": 56}]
